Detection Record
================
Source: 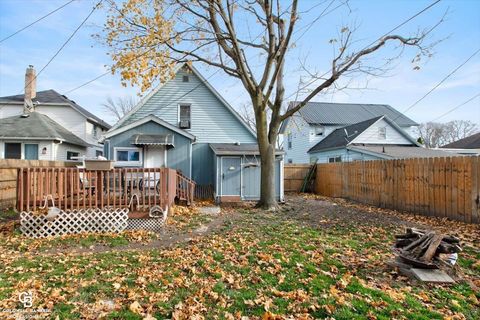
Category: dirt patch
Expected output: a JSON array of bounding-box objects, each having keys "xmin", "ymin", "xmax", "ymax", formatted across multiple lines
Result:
[{"xmin": 282, "ymin": 194, "xmax": 479, "ymax": 237}]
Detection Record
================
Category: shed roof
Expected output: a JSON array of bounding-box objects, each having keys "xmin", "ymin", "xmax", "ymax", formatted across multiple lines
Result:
[
  {"xmin": 0, "ymin": 112, "xmax": 89, "ymax": 147},
  {"xmin": 280, "ymin": 101, "xmax": 417, "ymax": 133},
  {"xmin": 0, "ymin": 89, "xmax": 111, "ymax": 129},
  {"xmin": 441, "ymin": 132, "xmax": 480, "ymax": 149},
  {"xmin": 210, "ymin": 143, "xmax": 284, "ymax": 156}
]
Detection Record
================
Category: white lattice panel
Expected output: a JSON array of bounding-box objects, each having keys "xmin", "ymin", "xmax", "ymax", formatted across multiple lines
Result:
[
  {"xmin": 20, "ymin": 208, "xmax": 129, "ymax": 238},
  {"xmin": 127, "ymin": 218, "xmax": 165, "ymax": 233}
]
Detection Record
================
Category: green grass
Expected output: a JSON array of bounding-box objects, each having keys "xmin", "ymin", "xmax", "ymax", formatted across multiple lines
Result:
[
  {"xmin": 0, "ymin": 208, "xmax": 17, "ymax": 221},
  {"xmin": 0, "ymin": 208, "xmax": 478, "ymax": 319}
]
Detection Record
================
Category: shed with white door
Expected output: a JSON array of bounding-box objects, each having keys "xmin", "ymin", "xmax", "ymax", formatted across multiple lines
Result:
[{"xmin": 210, "ymin": 143, "xmax": 284, "ymax": 203}]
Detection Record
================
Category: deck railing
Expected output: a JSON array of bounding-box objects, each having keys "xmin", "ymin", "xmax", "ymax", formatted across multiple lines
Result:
[
  {"xmin": 176, "ymin": 172, "xmax": 195, "ymax": 205},
  {"xmin": 17, "ymin": 167, "xmax": 194, "ymax": 213}
]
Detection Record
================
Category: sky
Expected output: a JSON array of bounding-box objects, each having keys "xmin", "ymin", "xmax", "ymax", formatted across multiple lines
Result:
[{"xmin": 0, "ymin": 0, "xmax": 479, "ymax": 128}]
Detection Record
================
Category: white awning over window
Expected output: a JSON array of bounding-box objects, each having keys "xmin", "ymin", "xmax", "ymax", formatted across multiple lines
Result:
[{"xmin": 130, "ymin": 134, "xmax": 174, "ymax": 147}]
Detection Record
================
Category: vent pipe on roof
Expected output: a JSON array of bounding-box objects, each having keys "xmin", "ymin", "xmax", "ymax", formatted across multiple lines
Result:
[{"xmin": 24, "ymin": 65, "xmax": 37, "ymax": 113}]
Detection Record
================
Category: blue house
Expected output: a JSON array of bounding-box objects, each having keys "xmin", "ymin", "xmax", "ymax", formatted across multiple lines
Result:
[
  {"xmin": 103, "ymin": 64, "xmax": 284, "ymax": 202},
  {"xmin": 279, "ymin": 101, "xmax": 420, "ymax": 163},
  {"xmin": 307, "ymin": 115, "xmax": 451, "ymax": 162}
]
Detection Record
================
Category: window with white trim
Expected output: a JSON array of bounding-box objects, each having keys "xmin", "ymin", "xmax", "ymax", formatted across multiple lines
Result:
[
  {"xmin": 287, "ymin": 133, "xmax": 292, "ymax": 150},
  {"xmin": 179, "ymin": 104, "xmax": 191, "ymax": 129},
  {"xmin": 328, "ymin": 156, "xmax": 342, "ymax": 163},
  {"xmin": 114, "ymin": 147, "xmax": 142, "ymax": 166},
  {"xmin": 378, "ymin": 127, "xmax": 387, "ymax": 140},
  {"xmin": 5, "ymin": 143, "xmax": 21, "ymax": 159},
  {"xmin": 67, "ymin": 151, "xmax": 79, "ymax": 161}
]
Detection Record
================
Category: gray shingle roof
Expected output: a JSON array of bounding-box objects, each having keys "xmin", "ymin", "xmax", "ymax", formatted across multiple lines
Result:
[
  {"xmin": 280, "ymin": 101, "xmax": 418, "ymax": 133},
  {"xmin": 0, "ymin": 89, "xmax": 111, "ymax": 129},
  {"xmin": 210, "ymin": 143, "xmax": 283, "ymax": 155},
  {"xmin": 350, "ymin": 145, "xmax": 452, "ymax": 159},
  {"xmin": 441, "ymin": 132, "xmax": 480, "ymax": 149},
  {"xmin": 308, "ymin": 116, "xmax": 382, "ymax": 153},
  {"xmin": 0, "ymin": 112, "xmax": 89, "ymax": 147}
]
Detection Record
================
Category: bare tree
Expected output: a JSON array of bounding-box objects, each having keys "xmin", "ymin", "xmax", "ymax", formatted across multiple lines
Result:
[
  {"xmin": 101, "ymin": 0, "xmax": 441, "ymax": 209},
  {"xmin": 102, "ymin": 96, "xmax": 137, "ymax": 122},
  {"xmin": 238, "ymin": 103, "xmax": 257, "ymax": 132},
  {"xmin": 417, "ymin": 122, "xmax": 446, "ymax": 148},
  {"xmin": 417, "ymin": 120, "xmax": 478, "ymax": 148},
  {"xmin": 443, "ymin": 120, "xmax": 479, "ymax": 145}
]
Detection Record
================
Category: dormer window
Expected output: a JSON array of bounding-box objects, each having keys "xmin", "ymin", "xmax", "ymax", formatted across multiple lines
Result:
[
  {"xmin": 182, "ymin": 75, "xmax": 189, "ymax": 82},
  {"xmin": 378, "ymin": 127, "xmax": 387, "ymax": 140},
  {"xmin": 179, "ymin": 104, "xmax": 191, "ymax": 129}
]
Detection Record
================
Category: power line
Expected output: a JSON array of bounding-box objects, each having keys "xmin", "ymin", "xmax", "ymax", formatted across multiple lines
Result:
[
  {"xmin": 21, "ymin": 1, "xmax": 102, "ymax": 94},
  {"xmin": 66, "ymin": 0, "xmax": 264, "ymax": 97},
  {"xmin": 401, "ymin": 47, "xmax": 480, "ymax": 114},
  {"xmin": 293, "ymin": 0, "xmax": 344, "ymax": 42},
  {"xmin": 227, "ymin": 0, "xmax": 341, "ymax": 107},
  {"xmin": 284, "ymin": 0, "xmax": 442, "ymax": 102},
  {"xmin": 64, "ymin": 70, "xmax": 110, "ymax": 94},
  {"xmin": 430, "ymin": 92, "xmax": 480, "ymax": 122},
  {"xmin": 0, "ymin": 0, "xmax": 76, "ymax": 44}
]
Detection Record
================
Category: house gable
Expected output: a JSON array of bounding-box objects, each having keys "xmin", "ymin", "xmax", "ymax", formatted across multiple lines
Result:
[
  {"xmin": 111, "ymin": 64, "xmax": 256, "ymax": 144},
  {"xmin": 351, "ymin": 117, "xmax": 418, "ymax": 146}
]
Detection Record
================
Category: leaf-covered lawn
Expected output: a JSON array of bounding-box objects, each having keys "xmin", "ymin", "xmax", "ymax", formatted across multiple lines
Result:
[{"xmin": 0, "ymin": 195, "xmax": 478, "ymax": 319}]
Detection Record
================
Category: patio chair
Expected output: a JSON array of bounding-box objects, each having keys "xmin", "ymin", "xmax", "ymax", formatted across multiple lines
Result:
[{"xmin": 139, "ymin": 172, "xmax": 161, "ymax": 193}]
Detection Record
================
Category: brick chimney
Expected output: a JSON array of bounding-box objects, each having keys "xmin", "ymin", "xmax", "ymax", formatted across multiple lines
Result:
[{"xmin": 24, "ymin": 65, "xmax": 36, "ymax": 113}]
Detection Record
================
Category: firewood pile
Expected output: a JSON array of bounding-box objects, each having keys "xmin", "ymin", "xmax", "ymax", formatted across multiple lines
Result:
[{"xmin": 393, "ymin": 228, "xmax": 462, "ymax": 269}]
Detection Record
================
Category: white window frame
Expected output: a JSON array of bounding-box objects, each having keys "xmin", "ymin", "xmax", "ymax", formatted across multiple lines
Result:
[
  {"xmin": 177, "ymin": 103, "xmax": 191, "ymax": 129},
  {"xmin": 4, "ymin": 142, "xmax": 22, "ymax": 159},
  {"xmin": 287, "ymin": 133, "xmax": 293, "ymax": 150},
  {"xmin": 378, "ymin": 127, "xmax": 387, "ymax": 140},
  {"xmin": 66, "ymin": 150, "xmax": 80, "ymax": 161},
  {"xmin": 2, "ymin": 141, "xmax": 40, "ymax": 160},
  {"xmin": 114, "ymin": 147, "xmax": 143, "ymax": 166},
  {"xmin": 328, "ymin": 155, "xmax": 342, "ymax": 163}
]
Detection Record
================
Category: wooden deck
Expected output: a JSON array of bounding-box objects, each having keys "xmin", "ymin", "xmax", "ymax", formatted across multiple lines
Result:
[{"xmin": 17, "ymin": 167, "xmax": 195, "ymax": 214}]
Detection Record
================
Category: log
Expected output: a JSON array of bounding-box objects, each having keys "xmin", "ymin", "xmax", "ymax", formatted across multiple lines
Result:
[
  {"xmin": 421, "ymin": 234, "xmax": 444, "ymax": 262},
  {"xmin": 403, "ymin": 232, "xmax": 434, "ymax": 252},
  {"xmin": 441, "ymin": 235, "xmax": 460, "ymax": 244},
  {"xmin": 393, "ymin": 228, "xmax": 462, "ymax": 268}
]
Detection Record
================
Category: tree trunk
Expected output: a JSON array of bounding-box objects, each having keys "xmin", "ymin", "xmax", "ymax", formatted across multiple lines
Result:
[
  {"xmin": 253, "ymin": 96, "xmax": 280, "ymax": 210},
  {"xmin": 258, "ymin": 143, "xmax": 278, "ymax": 210}
]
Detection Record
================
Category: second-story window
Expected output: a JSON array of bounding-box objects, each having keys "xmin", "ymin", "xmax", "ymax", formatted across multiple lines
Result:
[
  {"xmin": 378, "ymin": 127, "xmax": 387, "ymax": 140},
  {"xmin": 179, "ymin": 104, "xmax": 191, "ymax": 129},
  {"xmin": 287, "ymin": 133, "xmax": 293, "ymax": 150}
]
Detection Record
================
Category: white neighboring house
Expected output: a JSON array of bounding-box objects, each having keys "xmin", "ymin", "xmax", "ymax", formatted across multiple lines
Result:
[
  {"xmin": 279, "ymin": 102, "xmax": 420, "ymax": 163},
  {"xmin": 0, "ymin": 112, "xmax": 89, "ymax": 161},
  {"xmin": 306, "ymin": 116, "xmax": 452, "ymax": 162},
  {"xmin": 0, "ymin": 66, "xmax": 111, "ymax": 160}
]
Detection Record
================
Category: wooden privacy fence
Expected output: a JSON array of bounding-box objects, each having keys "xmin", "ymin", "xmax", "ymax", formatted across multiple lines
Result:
[
  {"xmin": 284, "ymin": 164, "xmax": 311, "ymax": 192},
  {"xmin": 17, "ymin": 167, "xmax": 195, "ymax": 214},
  {"xmin": 0, "ymin": 159, "xmax": 79, "ymax": 209},
  {"xmin": 316, "ymin": 156, "xmax": 480, "ymax": 224}
]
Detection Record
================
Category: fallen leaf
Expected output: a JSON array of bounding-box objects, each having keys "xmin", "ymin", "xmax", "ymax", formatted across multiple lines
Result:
[{"xmin": 130, "ymin": 301, "xmax": 143, "ymax": 314}]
